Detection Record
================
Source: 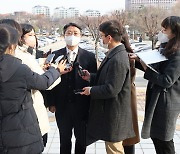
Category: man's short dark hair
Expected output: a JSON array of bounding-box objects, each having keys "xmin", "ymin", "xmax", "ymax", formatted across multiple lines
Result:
[
  {"xmin": 63, "ymin": 23, "xmax": 82, "ymax": 34},
  {"xmin": 99, "ymin": 20, "xmax": 123, "ymax": 42}
]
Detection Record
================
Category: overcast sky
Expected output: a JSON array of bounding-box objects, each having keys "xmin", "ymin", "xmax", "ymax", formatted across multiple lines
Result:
[{"xmin": 0, "ymin": 0, "xmax": 125, "ymax": 15}]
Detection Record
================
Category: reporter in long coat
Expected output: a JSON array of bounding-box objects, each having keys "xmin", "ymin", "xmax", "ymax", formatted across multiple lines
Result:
[
  {"xmin": 0, "ymin": 24, "xmax": 65, "ymax": 154},
  {"xmin": 0, "ymin": 19, "xmax": 61, "ymax": 147},
  {"xmin": 81, "ymin": 20, "xmax": 135, "ymax": 154},
  {"xmin": 130, "ymin": 16, "xmax": 180, "ymax": 154},
  {"xmin": 16, "ymin": 23, "xmax": 61, "ymax": 146}
]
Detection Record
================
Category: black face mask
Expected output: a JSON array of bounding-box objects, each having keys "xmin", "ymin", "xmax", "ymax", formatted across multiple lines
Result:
[
  {"xmin": 27, "ymin": 47, "xmax": 33, "ymax": 55},
  {"xmin": 28, "ymin": 47, "xmax": 44, "ymax": 59}
]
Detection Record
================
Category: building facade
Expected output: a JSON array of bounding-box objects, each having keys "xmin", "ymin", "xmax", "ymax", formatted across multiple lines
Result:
[
  {"xmin": 84, "ymin": 10, "xmax": 101, "ymax": 17},
  {"xmin": 53, "ymin": 7, "xmax": 79, "ymax": 18},
  {"xmin": 125, "ymin": 0, "xmax": 177, "ymax": 10},
  {"xmin": 32, "ymin": 5, "xmax": 50, "ymax": 17}
]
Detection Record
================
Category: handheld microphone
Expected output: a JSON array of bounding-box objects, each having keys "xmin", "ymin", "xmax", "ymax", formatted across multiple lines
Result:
[{"xmin": 74, "ymin": 62, "xmax": 86, "ymax": 76}]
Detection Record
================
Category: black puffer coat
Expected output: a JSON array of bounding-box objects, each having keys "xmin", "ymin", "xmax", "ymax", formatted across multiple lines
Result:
[{"xmin": 0, "ymin": 54, "xmax": 60, "ymax": 154}]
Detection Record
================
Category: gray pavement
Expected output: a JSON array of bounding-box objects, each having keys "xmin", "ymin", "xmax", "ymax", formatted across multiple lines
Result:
[
  {"xmin": 43, "ymin": 112, "xmax": 180, "ymax": 154},
  {"xmin": 42, "ymin": 87, "xmax": 180, "ymax": 154}
]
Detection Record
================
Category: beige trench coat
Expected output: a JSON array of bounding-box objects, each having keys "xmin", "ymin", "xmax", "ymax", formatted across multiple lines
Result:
[{"xmin": 123, "ymin": 60, "xmax": 140, "ymax": 146}]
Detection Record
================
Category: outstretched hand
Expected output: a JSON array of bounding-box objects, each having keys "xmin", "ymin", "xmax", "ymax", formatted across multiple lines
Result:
[{"xmin": 57, "ymin": 60, "xmax": 72, "ymax": 74}]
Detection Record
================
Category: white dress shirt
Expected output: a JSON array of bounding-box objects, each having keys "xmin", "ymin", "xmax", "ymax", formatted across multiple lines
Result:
[{"xmin": 66, "ymin": 47, "xmax": 79, "ymax": 63}]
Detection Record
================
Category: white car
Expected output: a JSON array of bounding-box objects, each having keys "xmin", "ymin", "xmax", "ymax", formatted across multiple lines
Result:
[
  {"xmin": 130, "ymin": 42, "xmax": 151, "ymax": 52},
  {"xmin": 83, "ymin": 31, "xmax": 91, "ymax": 36},
  {"xmin": 37, "ymin": 39, "xmax": 47, "ymax": 48}
]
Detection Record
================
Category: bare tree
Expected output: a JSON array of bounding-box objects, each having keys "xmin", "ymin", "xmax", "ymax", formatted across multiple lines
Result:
[
  {"xmin": 170, "ymin": 1, "xmax": 180, "ymax": 16},
  {"xmin": 131, "ymin": 7, "xmax": 168, "ymax": 48},
  {"xmin": 109, "ymin": 10, "xmax": 128, "ymax": 26},
  {"xmin": 141, "ymin": 14, "xmax": 159, "ymax": 48},
  {"xmin": 78, "ymin": 15, "xmax": 105, "ymax": 61}
]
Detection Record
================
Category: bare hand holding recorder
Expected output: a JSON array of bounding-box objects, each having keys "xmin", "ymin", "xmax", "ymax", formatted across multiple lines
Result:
[
  {"xmin": 74, "ymin": 62, "xmax": 86, "ymax": 76},
  {"xmin": 43, "ymin": 53, "xmax": 71, "ymax": 74},
  {"xmin": 55, "ymin": 55, "xmax": 72, "ymax": 74},
  {"xmin": 56, "ymin": 59, "xmax": 67, "ymax": 74}
]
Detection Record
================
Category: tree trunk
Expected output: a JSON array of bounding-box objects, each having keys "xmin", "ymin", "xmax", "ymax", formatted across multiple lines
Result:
[
  {"xmin": 94, "ymin": 40, "xmax": 101, "ymax": 68},
  {"xmin": 152, "ymin": 35, "xmax": 156, "ymax": 50},
  {"xmin": 95, "ymin": 41, "xmax": 98, "ymax": 62}
]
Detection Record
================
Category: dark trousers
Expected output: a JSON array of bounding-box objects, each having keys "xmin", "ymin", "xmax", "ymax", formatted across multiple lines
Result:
[
  {"xmin": 151, "ymin": 138, "xmax": 175, "ymax": 154},
  {"xmin": 42, "ymin": 133, "xmax": 48, "ymax": 147},
  {"xmin": 123, "ymin": 145, "xmax": 135, "ymax": 154},
  {"xmin": 55, "ymin": 105, "xmax": 86, "ymax": 154}
]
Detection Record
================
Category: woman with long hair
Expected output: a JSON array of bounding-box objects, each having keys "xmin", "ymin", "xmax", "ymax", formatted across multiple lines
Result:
[{"xmin": 130, "ymin": 16, "xmax": 180, "ymax": 154}]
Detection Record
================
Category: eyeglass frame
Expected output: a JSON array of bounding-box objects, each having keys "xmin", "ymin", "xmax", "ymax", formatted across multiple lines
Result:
[{"xmin": 64, "ymin": 30, "xmax": 81, "ymax": 36}]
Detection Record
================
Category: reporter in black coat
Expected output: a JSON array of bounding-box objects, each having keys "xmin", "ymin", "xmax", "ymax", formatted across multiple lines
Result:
[
  {"xmin": 130, "ymin": 16, "xmax": 180, "ymax": 154},
  {"xmin": 47, "ymin": 23, "xmax": 97, "ymax": 154},
  {"xmin": 0, "ymin": 24, "xmax": 63, "ymax": 154}
]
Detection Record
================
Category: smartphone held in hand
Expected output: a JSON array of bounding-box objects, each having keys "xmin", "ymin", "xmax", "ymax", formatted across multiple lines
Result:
[
  {"xmin": 45, "ymin": 54, "xmax": 55, "ymax": 64},
  {"xmin": 73, "ymin": 89, "xmax": 84, "ymax": 94},
  {"xmin": 55, "ymin": 55, "xmax": 64, "ymax": 64}
]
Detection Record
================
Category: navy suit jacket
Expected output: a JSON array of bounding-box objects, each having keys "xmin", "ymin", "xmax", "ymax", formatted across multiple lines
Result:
[{"xmin": 47, "ymin": 47, "xmax": 97, "ymax": 120}]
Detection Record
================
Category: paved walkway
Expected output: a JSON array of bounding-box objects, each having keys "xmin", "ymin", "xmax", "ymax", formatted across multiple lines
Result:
[{"xmin": 42, "ymin": 88, "xmax": 180, "ymax": 154}]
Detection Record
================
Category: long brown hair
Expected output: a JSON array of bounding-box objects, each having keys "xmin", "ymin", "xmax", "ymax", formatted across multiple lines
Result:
[
  {"xmin": 121, "ymin": 27, "xmax": 133, "ymax": 53},
  {"xmin": 161, "ymin": 16, "xmax": 180, "ymax": 57}
]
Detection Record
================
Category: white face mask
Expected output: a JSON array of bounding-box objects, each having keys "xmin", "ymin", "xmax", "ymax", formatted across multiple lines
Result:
[
  {"xmin": 99, "ymin": 39, "xmax": 108, "ymax": 49},
  {"xmin": 158, "ymin": 31, "xmax": 169, "ymax": 43},
  {"xmin": 64, "ymin": 35, "xmax": 81, "ymax": 46},
  {"xmin": 24, "ymin": 35, "xmax": 36, "ymax": 48}
]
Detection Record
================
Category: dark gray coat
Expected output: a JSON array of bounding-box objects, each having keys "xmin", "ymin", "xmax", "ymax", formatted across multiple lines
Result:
[
  {"xmin": 86, "ymin": 45, "xmax": 135, "ymax": 145},
  {"xmin": 141, "ymin": 50, "xmax": 180, "ymax": 141},
  {"xmin": 0, "ymin": 54, "xmax": 60, "ymax": 154}
]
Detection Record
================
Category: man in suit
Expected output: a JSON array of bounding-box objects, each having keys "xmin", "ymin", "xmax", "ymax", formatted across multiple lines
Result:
[
  {"xmin": 80, "ymin": 20, "xmax": 135, "ymax": 154},
  {"xmin": 48, "ymin": 23, "xmax": 97, "ymax": 154}
]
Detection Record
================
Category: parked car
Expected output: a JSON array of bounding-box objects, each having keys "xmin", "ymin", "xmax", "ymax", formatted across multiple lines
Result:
[
  {"xmin": 38, "ymin": 36, "xmax": 55, "ymax": 44},
  {"xmin": 83, "ymin": 31, "xmax": 91, "ymax": 36},
  {"xmin": 130, "ymin": 42, "xmax": 151, "ymax": 52},
  {"xmin": 37, "ymin": 39, "xmax": 47, "ymax": 48},
  {"xmin": 47, "ymin": 36, "xmax": 58, "ymax": 42}
]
